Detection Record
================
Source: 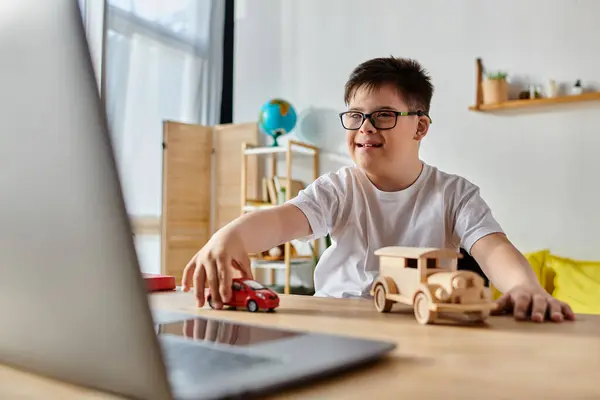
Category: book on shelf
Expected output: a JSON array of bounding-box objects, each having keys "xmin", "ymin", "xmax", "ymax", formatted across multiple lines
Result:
[{"xmin": 261, "ymin": 176, "xmax": 305, "ymax": 205}]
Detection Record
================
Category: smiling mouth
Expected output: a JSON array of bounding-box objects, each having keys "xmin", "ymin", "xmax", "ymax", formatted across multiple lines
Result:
[{"xmin": 356, "ymin": 143, "xmax": 383, "ymax": 148}]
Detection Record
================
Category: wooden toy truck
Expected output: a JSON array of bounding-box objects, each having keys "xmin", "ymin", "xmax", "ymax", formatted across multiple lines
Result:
[{"xmin": 370, "ymin": 246, "xmax": 497, "ymax": 325}]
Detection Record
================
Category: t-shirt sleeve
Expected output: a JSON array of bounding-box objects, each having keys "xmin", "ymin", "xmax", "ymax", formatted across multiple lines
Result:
[
  {"xmin": 453, "ymin": 182, "xmax": 504, "ymax": 254},
  {"xmin": 285, "ymin": 172, "xmax": 342, "ymax": 242}
]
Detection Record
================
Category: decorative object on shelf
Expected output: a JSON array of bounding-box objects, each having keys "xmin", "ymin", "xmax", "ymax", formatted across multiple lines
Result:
[
  {"xmin": 482, "ymin": 70, "xmax": 509, "ymax": 104},
  {"xmin": 518, "ymin": 85, "xmax": 541, "ymax": 100},
  {"xmin": 469, "ymin": 58, "xmax": 600, "ymax": 112},
  {"xmin": 529, "ymin": 84, "xmax": 542, "ymax": 99},
  {"xmin": 262, "ymin": 243, "xmax": 298, "ymax": 261},
  {"xmin": 277, "ymin": 187, "xmax": 286, "ymax": 205},
  {"xmin": 546, "ymin": 79, "xmax": 559, "ymax": 98},
  {"xmin": 258, "ymin": 98, "xmax": 297, "ymax": 146},
  {"xmin": 571, "ymin": 79, "xmax": 583, "ymax": 95}
]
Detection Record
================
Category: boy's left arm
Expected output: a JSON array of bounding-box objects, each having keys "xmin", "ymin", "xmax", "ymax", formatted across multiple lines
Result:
[{"xmin": 470, "ymin": 233, "xmax": 575, "ymax": 322}]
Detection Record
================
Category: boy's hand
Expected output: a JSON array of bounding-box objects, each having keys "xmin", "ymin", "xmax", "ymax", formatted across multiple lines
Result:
[
  {"xmin": 493, "ymin": 284, "xmax": 575, "ymax": 322},
  {"xmin": 181, "ymin": 231, "xmax": 253, "ymax": 309}
]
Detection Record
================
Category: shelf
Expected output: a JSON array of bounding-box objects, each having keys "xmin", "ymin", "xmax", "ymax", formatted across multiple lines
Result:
[
  {"xmin": 249, "ymin": 254, "xmax": 313, "ymax": 261},
  {"xmin": 251, "ymin": 259, "xmax": 314, "ymax": 270},
  {"xmin": 243, "ymin": 140, "xmax": 318, "ymax": 156},
  {"xmin": 243, "ymin": 204, "xmax": 276, "ymax": 212},
  {"xmin": 469, "ymin": 92, "xmax": 600, "ymax": 112},
  {"xmin": 241, "ymin": 139, "xmax": 319, "ymax": 295}
]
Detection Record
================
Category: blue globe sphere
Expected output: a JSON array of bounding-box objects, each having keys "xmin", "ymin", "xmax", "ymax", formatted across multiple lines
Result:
[{"xmin": 258, "ymin": 99, "xmax": 297, "ymax": 146}]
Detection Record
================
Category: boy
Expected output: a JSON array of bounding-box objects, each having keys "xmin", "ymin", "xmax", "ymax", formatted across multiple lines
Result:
[{"xmin": 182, "ymin": 56, "xmax": 574, "ymax": 323}]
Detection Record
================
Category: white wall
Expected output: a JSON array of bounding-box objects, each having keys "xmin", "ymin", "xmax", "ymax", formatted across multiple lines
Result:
[{"xmin": 234, "ymin": 0, "xmax": 600, "ymax": 260}]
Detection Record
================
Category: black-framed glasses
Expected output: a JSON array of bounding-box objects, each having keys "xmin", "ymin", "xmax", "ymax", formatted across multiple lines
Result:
[{"xmin": 339, "ymin": 110, "xmax": 432, "ymax": 130}]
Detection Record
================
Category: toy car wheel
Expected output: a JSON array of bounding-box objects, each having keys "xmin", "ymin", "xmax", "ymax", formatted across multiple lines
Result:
[
  {"xmin": 374, "ymin": 284, "xmax": 393, "ymax": 313},
  {"xmin": 413, "ymin": 291, "xmax": 436, "ymax": 325},
  {"xmin": 247, "ymin": 300, "xmax": 258, "ymax": 312}
]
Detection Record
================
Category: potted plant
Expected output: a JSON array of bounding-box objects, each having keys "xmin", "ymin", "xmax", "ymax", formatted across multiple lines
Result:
[{"xmin": 482, "ymin": 71, "xmax": 509, "ymax": 104}]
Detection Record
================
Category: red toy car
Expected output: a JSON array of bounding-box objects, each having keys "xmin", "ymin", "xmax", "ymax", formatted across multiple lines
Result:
[{"xmin": 206, "ymin": 278, "xmax": 280, "ymax": 312}]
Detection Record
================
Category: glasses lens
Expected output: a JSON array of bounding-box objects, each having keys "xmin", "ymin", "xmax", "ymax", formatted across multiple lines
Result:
[
  {"xmin": 341, "ymin": 112, "xmax": 364, "ymax": 129},
  {"xmin": 371, "ymin": 111, "xmax": 397, "ymax": 129}
]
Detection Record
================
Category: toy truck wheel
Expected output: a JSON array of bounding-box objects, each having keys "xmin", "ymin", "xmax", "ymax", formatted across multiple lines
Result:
[
  {"xmin": 374, "ymin": 284, "xmax": 393, "ymax": 313},
  {"xmin": 413, "ymin": 291, "xmax": 437, "ymax": 325}
]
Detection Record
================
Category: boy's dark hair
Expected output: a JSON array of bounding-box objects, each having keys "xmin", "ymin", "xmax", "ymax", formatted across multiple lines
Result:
[{"xmin": 344, "ymin": 56, "xmax": 434, "ymax": 112}]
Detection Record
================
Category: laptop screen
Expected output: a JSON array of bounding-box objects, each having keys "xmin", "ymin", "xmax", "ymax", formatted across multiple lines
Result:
[{"xmin": 156, "ymin": 316, "xmax": 301, "ymax": 347}]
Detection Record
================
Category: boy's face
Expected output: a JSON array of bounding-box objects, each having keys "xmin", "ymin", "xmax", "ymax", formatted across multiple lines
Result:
[{"xmin": 344, "ymin": 84, "xmax": 429, "ymax": 180}]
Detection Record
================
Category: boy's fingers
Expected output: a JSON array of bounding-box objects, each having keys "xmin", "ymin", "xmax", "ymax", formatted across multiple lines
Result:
[
  {"xmin": 530, "ymin": 294, "xmax": 547, "ymax": 322},
  {"xmin": 216, "ymin": 254, "xmax": 232, "ymax": 303},
  {"xmin": 182, "ymin": 257, "xmax": 196, "ymax": 292},
  {"xmin": 561, "ymin": 302, "xmax": 576, "ymax": 321},
  {"xmin": 233, "ymin": 256, "xmax": 253, "ymax": 279},
  {"xmin": 513, "ymin": 293, "xmax": 531, "ymax": 320},
  {"xmin": 548, "ymin": 300, "xmax": 564, "ymax": 322},
  {"xmin": 492, "ymin": 293, "xmax": 511, "ymax": 315},
  {"xmin": 193, "ymin": 264, "xmax": 207, "ymax": 307},
  {"xmin": 205, "ymin": 259, "xmax": 222, "ymax": 309}
]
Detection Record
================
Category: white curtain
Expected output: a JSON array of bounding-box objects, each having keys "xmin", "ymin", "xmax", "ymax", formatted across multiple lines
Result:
[{"xmin": 81, "ymin": 0, "xmax": 226, "ymax": 273}]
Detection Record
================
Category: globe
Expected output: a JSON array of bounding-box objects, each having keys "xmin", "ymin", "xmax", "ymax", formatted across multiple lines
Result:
[{"xmin": 258, "ymin": 98, "xmax": 297, "ymax": 146}]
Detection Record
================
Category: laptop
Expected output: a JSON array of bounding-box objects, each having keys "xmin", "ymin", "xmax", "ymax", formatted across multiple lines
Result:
[{"xmin": 0, "ymin": 1, "xmax": 395, "ymax": 399}]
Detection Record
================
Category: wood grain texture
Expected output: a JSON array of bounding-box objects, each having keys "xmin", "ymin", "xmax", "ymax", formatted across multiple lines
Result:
[
  {"xmin": 161, "ymin": 121, "xmax": 212, "ymax": 285},
  {"xmin": 1, "ymin": 292, "xmax": 599, "ymax": 399},
  {"xmin": 129, "ymin": 215, "xmax": 160, "ymax": 235}
]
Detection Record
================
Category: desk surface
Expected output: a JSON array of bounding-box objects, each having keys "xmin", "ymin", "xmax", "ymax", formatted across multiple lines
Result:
[{"xmin": 1, "ymin": 291, "xmax": 599, "ymax": 399}]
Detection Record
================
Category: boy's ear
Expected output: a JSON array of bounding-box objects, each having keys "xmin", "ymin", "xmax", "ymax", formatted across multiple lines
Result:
[{"xmin": 413, "ymin": 117, "xmax": 430, "ymax": 141}]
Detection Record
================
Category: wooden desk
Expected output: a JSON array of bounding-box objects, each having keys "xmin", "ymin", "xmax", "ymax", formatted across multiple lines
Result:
[{"xmin": 1, "ymin": 291, "xmax": 600, "ymax": 399}]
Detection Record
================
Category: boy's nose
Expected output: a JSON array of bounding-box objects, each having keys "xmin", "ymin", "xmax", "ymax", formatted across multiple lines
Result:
[{"xmin": 359, "ymin": 118, "xmax": 376, "ymax": 134}]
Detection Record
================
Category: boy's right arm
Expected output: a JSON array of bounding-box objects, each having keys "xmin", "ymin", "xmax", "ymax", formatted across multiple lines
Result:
[{"xmin": 181, "ymin": 203, "xmax": 311, "ymax": 308}]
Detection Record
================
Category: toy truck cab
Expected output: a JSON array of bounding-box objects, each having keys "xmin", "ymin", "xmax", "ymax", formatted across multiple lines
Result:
[{"xmin": 370, "ymin": 246, "xmax": 497, "ymax": 324}]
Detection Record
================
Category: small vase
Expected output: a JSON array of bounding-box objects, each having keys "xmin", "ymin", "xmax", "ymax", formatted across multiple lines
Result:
[
  {"xmin": 546, "ymin": 80, "xmax": 559, "ymax": 97},
  {"xmin": 482, "ymin": 79, "xmax": 509, "ymax": 104},
  {"xmin": 571, "ymin": 80, "xmax": 583, "ymax": 95}
]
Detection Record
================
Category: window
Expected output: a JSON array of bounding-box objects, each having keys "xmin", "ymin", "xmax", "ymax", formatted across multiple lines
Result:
[
  {"xmin": 106, "ymin": 0, "xmax": 210, "ymax": 217},
  {"xmin": 102, "ymin": 0, "xmax": 223, "ymax": 273},
  {"xmin": 109, "ymin": 0, "xmax": 211, "ymax": 47}
]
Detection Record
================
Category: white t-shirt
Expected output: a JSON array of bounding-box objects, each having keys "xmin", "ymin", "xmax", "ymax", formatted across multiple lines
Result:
[{"xmin": 287, "ymin": 162, "xmax": 504, "ymax": 298}]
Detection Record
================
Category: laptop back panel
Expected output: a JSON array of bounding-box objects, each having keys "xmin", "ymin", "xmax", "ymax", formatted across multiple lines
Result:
[{"xmin": 0, "ymin": 1, "xmax": 171, "ymax": 399}]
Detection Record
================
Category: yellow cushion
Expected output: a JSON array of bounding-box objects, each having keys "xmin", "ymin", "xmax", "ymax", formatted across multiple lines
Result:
[
  {"xmin": 546, "ymin": 254, "xmax": 600, "ymax": 315},
  {"xmin": 490, "ymin": 249, "xmax": 550, "ymax": 300}
]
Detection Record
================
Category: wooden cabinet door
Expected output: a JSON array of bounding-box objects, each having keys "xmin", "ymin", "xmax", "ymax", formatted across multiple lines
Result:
[
  {"xmin": 213, "ymin": 122, "xmax": 259, "ymax": 233},
  {"xmin": 161, "ymin": 121, "xmax": 212, "ymax": 286}
]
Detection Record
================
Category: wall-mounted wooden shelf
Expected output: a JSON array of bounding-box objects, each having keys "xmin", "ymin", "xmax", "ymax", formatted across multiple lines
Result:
[
  {"xmin": 469, "ymin": 92, "xmax": 600, "ymax": 112},
  {"xmin": 469, "ymin": 57, "xmax": 600, "ymax": 113}
]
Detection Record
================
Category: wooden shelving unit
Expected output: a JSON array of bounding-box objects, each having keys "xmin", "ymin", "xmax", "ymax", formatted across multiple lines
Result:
[
  {"xmin": 241, "ymin": 139, "xmax": 320, "ymax": 294},
  {"xmin": 469, "ymin": 57, "xmax": 600, "ymax": 112}
]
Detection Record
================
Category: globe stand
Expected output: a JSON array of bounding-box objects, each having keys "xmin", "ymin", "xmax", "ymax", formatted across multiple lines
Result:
[{"xmin": 268, "ymin": 129, "xmax": 286, "ymax": 147}]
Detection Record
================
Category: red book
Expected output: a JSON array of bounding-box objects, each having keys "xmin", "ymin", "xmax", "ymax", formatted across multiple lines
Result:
[{"xmin": 143, "ymin": 273, "xmax": 176, "ymax": 292}]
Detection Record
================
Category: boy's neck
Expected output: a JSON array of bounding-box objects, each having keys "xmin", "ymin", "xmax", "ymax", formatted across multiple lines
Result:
[{"xmin": 365, "ymin": 159, "xmax": 424, "ymax": 192}]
